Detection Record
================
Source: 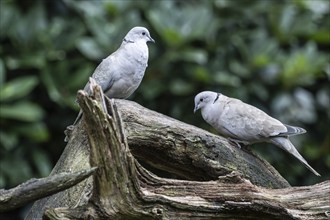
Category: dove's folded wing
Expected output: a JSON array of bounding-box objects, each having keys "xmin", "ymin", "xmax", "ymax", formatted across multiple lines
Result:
[
  {"xmin": 83, "ymin": 55, "xmax": 116, "ymax": 95},
  {"xmin": 219, "ymin": 98, "xmax": 287, "ymax": 142}
]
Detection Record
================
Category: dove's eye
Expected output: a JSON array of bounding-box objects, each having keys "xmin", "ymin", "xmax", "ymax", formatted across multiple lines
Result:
[
  {"xmin": 142, "ymin": 32, "xmax": 146, "ymax": 36},
  {"xmin": 200, "ymin": 98, "xmax": 204, "ymax": 102}
]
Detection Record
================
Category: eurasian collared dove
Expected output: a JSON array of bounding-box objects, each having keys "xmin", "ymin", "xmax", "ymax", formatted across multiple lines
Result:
[
  {"xmin": 194, "ymin": 91, "xmax": 320, "ymax": 176},
  {"xmin": 72, "ymin": 26, "xmax": 154, "ymax": 125}
]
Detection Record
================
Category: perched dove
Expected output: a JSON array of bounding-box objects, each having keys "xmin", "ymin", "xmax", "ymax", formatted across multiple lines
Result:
[
  {"xmin": 194, "ymin": 91, "xmax": 320, "ymax": 176},
  {"xmin": 73, "ymin": 26, "xmax": 154, "ymax": 125}
]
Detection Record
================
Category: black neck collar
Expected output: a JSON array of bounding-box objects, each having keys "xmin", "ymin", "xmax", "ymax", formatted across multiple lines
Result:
[
  {"xmin": 213, "ymin": 93, "xmax": 220, "ymax": 103},
  {"xmin": 123, "ymin": 38, "xmax": 134, "ymax": 43}
]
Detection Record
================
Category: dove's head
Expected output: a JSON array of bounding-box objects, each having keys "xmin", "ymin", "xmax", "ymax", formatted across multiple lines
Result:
[
  {"xmin": 124, "ymin": 26, "xmax": 155, "ymax": 44},
  {"xmin": 194, "ymin": 91, "xmax": 220, "ymax": 113}
]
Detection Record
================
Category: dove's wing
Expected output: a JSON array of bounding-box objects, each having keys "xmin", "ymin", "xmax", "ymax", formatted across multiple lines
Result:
[
  {"xmin": 217, "ymin": 98, "xmax": 288, "ymax": 142},
  {"xmin": 83, "ymin": 54, "xmax": 117, "ymax": 96},
  {"xmin": 83, "ymin": 42, "xmax": 148, "ymax": 99}
]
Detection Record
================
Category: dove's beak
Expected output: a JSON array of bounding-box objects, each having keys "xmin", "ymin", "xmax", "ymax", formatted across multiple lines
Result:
[
  {"xmin": 149, "ymin": 36, "xmax": 155, "ymax": 43},
  {"xmin": 194, "ymin": 105, "xmax": 199, "ymax": 113}
]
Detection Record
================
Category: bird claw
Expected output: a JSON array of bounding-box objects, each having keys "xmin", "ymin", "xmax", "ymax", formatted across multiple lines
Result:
[
  {"xmin": 228, "ymin": 138, "xmax": 242, "ymax": 148},
  {"xmin": 64, "ymin": 125, "xmax": 75, "ymax": 142},
  {"xmin": 227, "ymin": 138, "xmax": 250, "ymax": 149}
]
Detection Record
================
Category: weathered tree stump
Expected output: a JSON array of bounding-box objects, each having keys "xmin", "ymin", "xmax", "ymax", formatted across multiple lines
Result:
[{"xmin": 16, "ymin": 82, "xmax": 329, "ymax": 219}]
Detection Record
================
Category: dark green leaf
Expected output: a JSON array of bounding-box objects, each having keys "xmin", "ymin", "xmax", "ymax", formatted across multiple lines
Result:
[
  {"xmin": 32, "ymin": 149, "xmax": 52, "ymax": 177},
  {"xmin": 0, "ymin": 131, "xmax": 18, "ymax": 151},
  {"xmin": 0, "ymin": 102, "xmax": 44, "ymax": 122},
  {"xmin": 0, "ymin": 58, "xmax": 5, "ymax": 87},
  {"xmin": 0, "ymin": 76, "xmax": 38, "ymax": 101}
]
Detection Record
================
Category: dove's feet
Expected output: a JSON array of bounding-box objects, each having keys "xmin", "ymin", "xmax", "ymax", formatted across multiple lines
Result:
[
  {"xmin": 228, "ymin": 138, "xmax": 241, "ymax": 148},
  {"xmin": 64, "ymin": 125, "xmax": 75, "ymax": 142},
  {"xmin": 227, "ymin": 138, "xmax": 249, "ymax": 149}
]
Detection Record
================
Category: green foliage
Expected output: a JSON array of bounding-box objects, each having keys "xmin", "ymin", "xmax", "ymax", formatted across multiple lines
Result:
[
  {"xmin": 0, "ymin": 0, "xmax": 329, "ymax": 195},
  {"xmin": 0, "ymin": 70, "xmax": 50, "ymax": 189}
]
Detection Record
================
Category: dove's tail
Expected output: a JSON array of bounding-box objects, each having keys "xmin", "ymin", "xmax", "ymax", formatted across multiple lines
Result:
[
  {"xmin": 283, "ymin": 124, "xmax": 306, "ymax": 136},
  {"xmin": 270, "ymin": 137, "xmax": 321, "ymax": 176}
]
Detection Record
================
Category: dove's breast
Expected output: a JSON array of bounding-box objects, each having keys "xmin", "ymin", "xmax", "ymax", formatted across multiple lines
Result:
[
  {"xmin": 105, "ymin": 42, "xmax": 149, "ymax": 99},
  {"xmin": 122, "ymin": 42, "xmax": 148, "ymax": 74},
  {"xmin": 201, "ymin": 101, "xmax": 232, "ymax": 138}
]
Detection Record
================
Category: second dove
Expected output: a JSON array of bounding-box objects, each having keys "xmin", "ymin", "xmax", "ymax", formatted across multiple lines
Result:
[{"xmin": 194, "ymin": 91, "xmax": 320, "ymax": 176}]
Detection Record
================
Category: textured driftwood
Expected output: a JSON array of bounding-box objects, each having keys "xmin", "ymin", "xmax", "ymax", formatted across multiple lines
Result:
[
  {"xmin": 42, "ymin": 85, "xmax": 329, "ymax": 220},
  {"xmin": 62, "ymin": 98, "xmax": 290, "ymax": 188},
  {"xmin": 115, "ymin": 99, "xmax": 289, "ymax": 187},
  {"xmin": 26, "ymin": 84, "xmax": 329, "ymax": 219},
  {"xmin": 0, "ymin": 168, "xmax": 96, "ymax": 212}
]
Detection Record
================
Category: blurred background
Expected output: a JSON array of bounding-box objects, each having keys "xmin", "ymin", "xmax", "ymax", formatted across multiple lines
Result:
[{"xmin": 0, "ymin": 0, "xmax": 329, "ymax": 218}]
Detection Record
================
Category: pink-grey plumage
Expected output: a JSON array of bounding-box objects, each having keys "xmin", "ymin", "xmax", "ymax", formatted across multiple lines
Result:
[
  {"xmin": 72, "ymin": 26, "xmax": 154, "ymax": 125},
  {"xmin": 194, "ymin": 91, "xmax": 320, "ymax": 176}
]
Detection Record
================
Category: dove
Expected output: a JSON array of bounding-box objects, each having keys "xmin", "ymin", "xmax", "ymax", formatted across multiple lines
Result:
[
  {"xmin": 194, "ymin": 91, "xmax": 320, "ymax": 176},
  {"xmin": 72, "ymin": 26, "xmax": 154, "ymax": 125}
]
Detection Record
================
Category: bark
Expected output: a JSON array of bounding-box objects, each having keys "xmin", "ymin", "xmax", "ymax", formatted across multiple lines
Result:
[
  {"xmin": 0, "ymin": 168, "xmax": 96, "ymax": 212},
  {"xmin": 114, "ymin": 99, "xmax": 289, "ymax": 187},
  {"xmin": 25, "ymin": 83, "xmax": 329, "ymax": 219}
]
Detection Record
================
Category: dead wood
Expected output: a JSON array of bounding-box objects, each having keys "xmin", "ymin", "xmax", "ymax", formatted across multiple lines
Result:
[{"xmin": 25, "ymin": 83, "xmax": 329, "ymax": 220}]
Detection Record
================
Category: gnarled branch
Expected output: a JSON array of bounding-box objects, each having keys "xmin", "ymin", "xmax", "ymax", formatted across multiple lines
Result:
[
  {"xmin": 0, "ymin": 168, "xmax": 96, "ymax": 212},
  {"xmin": 26, "ymin": 84, "xmax": 329, "ymax": 219}
]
